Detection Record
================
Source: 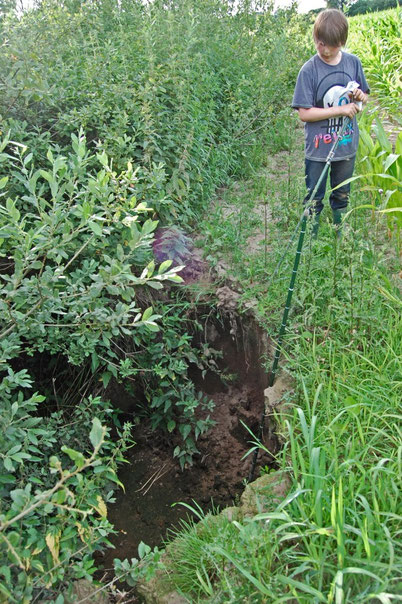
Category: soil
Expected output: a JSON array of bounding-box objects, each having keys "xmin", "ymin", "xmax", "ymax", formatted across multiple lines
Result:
[{"xmin": 96, "ymin": 310, "xmax": 278, "ymax": 595}]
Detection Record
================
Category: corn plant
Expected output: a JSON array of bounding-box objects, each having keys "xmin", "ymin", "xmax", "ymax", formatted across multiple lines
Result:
[
  {"xmin": 336, "ymin": 113, "xmax": 402, "ymax": 234},
  {"xmin": 348, "ymin": 8, "xmax": 402, "ymax": 118}
]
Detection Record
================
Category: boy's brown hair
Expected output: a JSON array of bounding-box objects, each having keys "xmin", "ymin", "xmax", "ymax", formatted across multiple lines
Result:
[{"xmin": 313, "ymin": 9, "xmax": 348, "ymax": 47}]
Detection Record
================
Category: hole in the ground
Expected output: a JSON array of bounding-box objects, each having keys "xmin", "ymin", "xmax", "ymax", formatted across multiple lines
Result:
[{"xmin": 98, "ymin": 309, "xmax": 278, "ymax": 575}]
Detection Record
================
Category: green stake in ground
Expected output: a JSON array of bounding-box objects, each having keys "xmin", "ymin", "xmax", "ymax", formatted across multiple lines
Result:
[{"xmin": 248, "ymin": 117, "xmax": 353, "ymax": 483}]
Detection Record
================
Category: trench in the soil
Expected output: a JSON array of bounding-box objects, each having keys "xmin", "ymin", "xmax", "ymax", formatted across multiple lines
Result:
[{"xmin": 98, "ymin": 310, "xmax": 279, "ymax": 574}]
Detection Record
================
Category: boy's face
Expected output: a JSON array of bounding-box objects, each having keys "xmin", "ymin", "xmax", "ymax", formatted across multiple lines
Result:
[{"xmin": 314, "ymin": 39, "xmax": 342, "ymax": 64}]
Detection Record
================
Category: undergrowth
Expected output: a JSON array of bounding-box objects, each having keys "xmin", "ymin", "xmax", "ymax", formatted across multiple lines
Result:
[
  {"xmin": 149, "ymin": 111, "xmax": 402, "ymax": 601},
  {"xmin": 0, "ymin": 0, "xmax": 400, "ymax": 601}
]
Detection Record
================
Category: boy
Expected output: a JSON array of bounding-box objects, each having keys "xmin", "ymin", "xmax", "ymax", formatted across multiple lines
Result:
[{"xmin": 292, "ymin": 8, "xmax": 369, "ymax": 236}]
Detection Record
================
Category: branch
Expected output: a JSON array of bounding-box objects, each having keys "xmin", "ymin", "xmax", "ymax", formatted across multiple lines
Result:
[{"xmin": 0, "ymin": 429, "xmax": 106, "ymax": 532}]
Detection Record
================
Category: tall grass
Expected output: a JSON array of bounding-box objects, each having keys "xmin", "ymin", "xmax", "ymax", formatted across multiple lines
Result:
[
  {"xmin": 157, "ymin": 116, "xmax": 402, "ymax": 601},
  {"xmin": 147, "ymin": 8, "xmax": 402, "ymax": 602},
  {"xmin": 166, "ymin": 280, "xmax": 401, "ymax": 601}
]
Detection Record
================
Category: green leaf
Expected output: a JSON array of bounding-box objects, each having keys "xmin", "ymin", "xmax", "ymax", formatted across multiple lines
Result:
[
  {"xmin": 180, "ymin": 424, "xmax": 191, "ymax": 440},
  {"xmin": 142, "ymin": 219, "xmax": 158, "ymax": 235},
  {"xmin": 10, "ymin": 452, "xmax": 31, "ymax": 462},
  {"xmin": 5, "ymin": 198, "xmax": 20, "ymax": 222},
  {"xmin": 102, "ymin": 371, "xmax": 112, "ymax": 388},
  {"xmin": 91, "ymin": 352, "xmax": 100, "ymax": 371},
  {"xmin": 142, "ymin": 307, "xmax": 154, "ymax": 321},
  {"xmin": 143, "ymin": 321, "xmax": 160, "ymax": 332},
  {"xmin": 0, "ymin": 474, "xmax": 15, "ymax": 485},
  {"xmin": 61, "ymin": 446, "xmax": 86, "ymax": 469},
  {"xmin": 167, "ymin": 275, "xmax": 183, "ymax": 283},
  {"xmin": 383, "ymin": 153, "xmax": 399, "ymax": 173},
  {"xmin": 373, "ymin": 117, "xmax": 392, "ymax": 153},
  {"xmin": 379, "ymin": 207, "xmax": 402, "ymax": 214},
  {"xmin": 23, "ymin": 152, "xmax": 33, "ymax": 166},
  {"xmin": 147, "ymin": 281, "xmax": 163, "ymax": 290},
  {"xmin": 88, "ymin": 221, "xmax": 103, "ymax": 236},
  {"xmin": 100, "ymin": 469, "xmax": 124, "ymax": 490},
  {"xmin": 31, "ymin": 560, "xmax": 45, "ymax": 573},
  {"xmin": 342, "ymin": 567, "xmax": 382, "ymax": 581},
  {"xmin": 277, "ymin": 575, "xmax": 327, "ymax": 602},
  {"xmin": 0, "ymin": 176, "xmax": 8, "ymax": 190},
  {"xmin": 138, "ymin": 541, "xmax": 151, "ymax": 559},
  {"xmin": 146, "ymin": 260, "xmax": 155, "ymax": 277},
  {"xmin": 167, "ymin": 420, "xmax": 176, "ymax": 433},
  {"xmin": 39, "ymin": 169, "xmax": 53, "ymax": 183},
  {"xmin": 158, "ymin": 259, "xmax": 173, "ymax": 273},
  {"xmin": 97, "ymin": 151, "xmax": 108, "ymax": 167},
  {"xmin": 90, "ymin": 418, "xmax": 104, "ymax": 450}
]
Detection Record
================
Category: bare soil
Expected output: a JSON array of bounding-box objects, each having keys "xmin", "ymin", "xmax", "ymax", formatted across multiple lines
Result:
[{"xmin": 96, "ymin": 311, "xmax": 277, "ymax": 587}]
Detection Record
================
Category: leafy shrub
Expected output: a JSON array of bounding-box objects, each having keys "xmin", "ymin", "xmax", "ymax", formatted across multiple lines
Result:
[
  {"xmin": 0, "ymin": 124, "xmax": 218, "ymax": 600},
  {"xmin": 0, "ymin": 367, "xmax": 131, "ymax": 602},
  {"xmin": 0, "ymin": 130, "xmax": 216, "ymax": 457},
  {"xmin": 0, "ymin": 130, "xmax": 180, "ymax": 363},
  {"xmin": 0, "ymin": 0, "xmax": 309, "ymax": 222}
]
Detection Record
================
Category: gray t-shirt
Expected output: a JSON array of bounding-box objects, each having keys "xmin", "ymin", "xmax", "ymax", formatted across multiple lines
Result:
[{"xmin": 292, "ymin": 52, "xmax": 370, "ymax": 162}]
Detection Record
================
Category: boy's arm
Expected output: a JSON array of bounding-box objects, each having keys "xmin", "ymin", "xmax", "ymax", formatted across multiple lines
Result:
[
  {"xmin": 299, "ymin": 103, "xmax": 359, "ymax": 122},
  {"xmin": 299, "ymin": 89, "xmax": 369, "ymax": 123}
]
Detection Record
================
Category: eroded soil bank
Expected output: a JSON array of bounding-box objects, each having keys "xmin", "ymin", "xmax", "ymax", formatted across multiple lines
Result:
[{"xmin": 98, "ymin": 308, "xmax": 277, "ymax": 581}]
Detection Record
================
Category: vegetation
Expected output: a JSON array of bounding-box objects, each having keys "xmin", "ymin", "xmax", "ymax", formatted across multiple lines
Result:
[
  {"xmin": 326, "ymin": 0, "xmax": 399, "ymax": 14},
  {"xmin": 340, "ymin": 113, "xmax": 402, "ymax": 233},
  {"xmin": 0, "ymin": 0, "xmax": 400, "ymax": 601},
  {"xmin": 157, "ymin": 108, "xmax": 401, "ymax": 601},
  {"xmin": 347, "ymin": 0, "xmax": 400, "ymax": 17},
  {"xmin": 0, "ymin": 0, "xmax": 311, "ymax": 600},
  {"xmin": 348, "ymin": 7, "xmax": 402, "ymax": 117}
]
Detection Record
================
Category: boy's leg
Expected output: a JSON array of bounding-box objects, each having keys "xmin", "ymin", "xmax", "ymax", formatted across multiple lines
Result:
[
  {"xmin": 329, "ymin": 158, "xmax": 355, "ymax": 231},
  {"xmin": 304, "ymin": 159, "xmax": 327, "ymax": 237}
]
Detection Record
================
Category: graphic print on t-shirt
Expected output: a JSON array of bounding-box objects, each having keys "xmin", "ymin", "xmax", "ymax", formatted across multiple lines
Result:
[
  {"xmin": 313, "ymin": 70, "xmax": 355, "ymax": 151},
  {"xmin": 291, "ymin": 52, "xmax": 370, "ymax": 161}
]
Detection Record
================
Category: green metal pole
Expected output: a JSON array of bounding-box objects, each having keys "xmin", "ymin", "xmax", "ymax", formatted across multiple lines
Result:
[
  {"xmin": 247, "ymin": 118, "xmax": 351, "ymax": 483},
  {"xmin": 247, "ymin": 213, "xmax": 308, "ymax": 482}
]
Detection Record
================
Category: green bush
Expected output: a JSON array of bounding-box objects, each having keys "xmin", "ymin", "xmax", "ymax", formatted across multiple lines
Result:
[
  {"xmin": 0, "ymin": 366, "xmax": 131, "ymax": 602},
  {"xmin": 0, "ymin": 129, "xmax": 214, "ymax": 599},
  {"xmin": 0, "ymin": 129, "xmax": 217, "ymax": 456},
  {"xmin": 0, "ymin": 0, "xmax": 313, "ymax": 598},
  {"xmin": 0, "ymin": 0, "xmax": 309, "ymax": 221}
]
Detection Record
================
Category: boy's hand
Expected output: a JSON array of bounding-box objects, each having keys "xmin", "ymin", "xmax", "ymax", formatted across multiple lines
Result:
[
  {"xmin": 339, "ymin": 103, "xmax": 360, "ymax": 119},
  {"xmin": 353, "ymin": 88, "xmax": 369, "ymax": 104}
]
